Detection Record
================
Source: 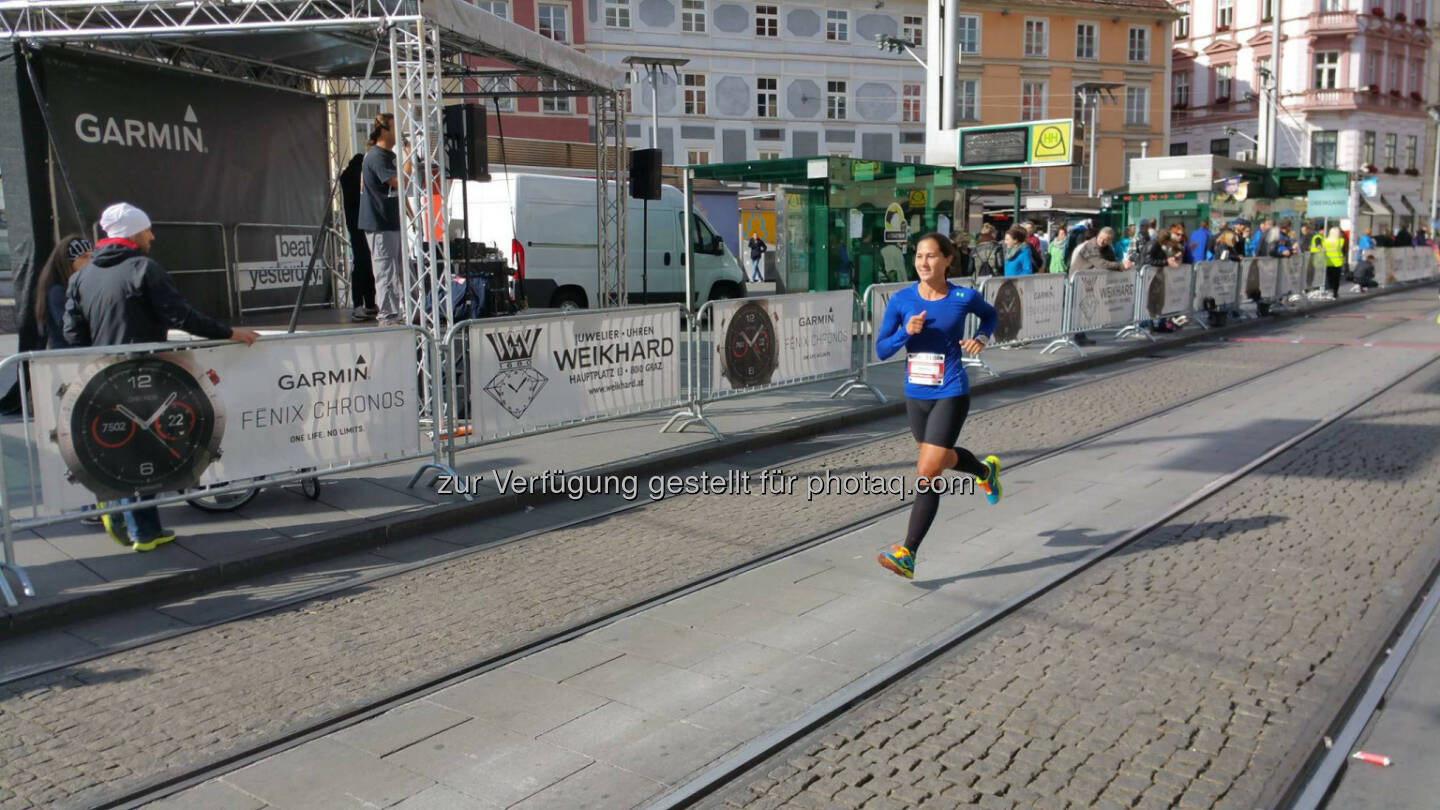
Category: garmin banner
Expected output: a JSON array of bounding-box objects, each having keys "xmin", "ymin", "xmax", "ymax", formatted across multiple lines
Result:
[
  {"xmin": 865, "ymin": 279, "xmax": 973, "ymax": 363},
  {"xmin": 467, "ymin": 307, "xmax": 683, "ymax": 441},
  {"xmin": 41, "ymin": 50, "xmax": 328, "ymax": 232},
  {"xmin": 25, "ymin": 330, "xmax": 422, "ymax": 514},
  {"xmin": 710, "ymin": 291, "xmax": 854, "ymax": 393},
  {"xmin": 1068, "ymin": 270, "xmax": 1137, "ymax": 332},
  {"xmin": 1140, "ymin": 264, "xmax": 1195, "ymax": 319},
  {"xmin": 1243, "ymin": 258, "xmax": 1280, "ymax": 301},
  {"xmin": 977, "ymin": 274, "xmax": 1066, "ymax": 345},
  {"xmin": 1277, "ymin": 255, "xmax": 1306, "ymax": 298}
]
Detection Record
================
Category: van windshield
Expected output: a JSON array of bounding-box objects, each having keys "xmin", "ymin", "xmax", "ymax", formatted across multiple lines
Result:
[{"xmin": 692, "ymin": 214, "xmax": 721, "ymax": 253}]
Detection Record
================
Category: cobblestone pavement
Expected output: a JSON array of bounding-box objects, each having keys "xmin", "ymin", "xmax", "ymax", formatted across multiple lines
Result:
[
  {"xmin": 0, "ymin": 298, "xmax": 1429, "ymax": 809},
  {"xmin": 704, "ymin": 348, "xmax": 1440, "ymax": 810}
]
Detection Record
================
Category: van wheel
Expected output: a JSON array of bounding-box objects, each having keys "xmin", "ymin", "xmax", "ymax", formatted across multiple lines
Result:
[
  {"xmin": 708, "ymin": 281, "xmax": 744, "ymax": 301},
  {"xmin": 552, "ymin": 288, "xmax": 588, "ymax": 311}
]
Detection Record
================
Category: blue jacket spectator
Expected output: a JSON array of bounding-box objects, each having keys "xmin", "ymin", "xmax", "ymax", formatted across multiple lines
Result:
[
  {"xmin": 1002, "ymin": 226, "xmax": 1034, "ymax": 275},
  {"xmin": 1187, "ymin": 221, "xmax": 1213, "ymax": 262}
]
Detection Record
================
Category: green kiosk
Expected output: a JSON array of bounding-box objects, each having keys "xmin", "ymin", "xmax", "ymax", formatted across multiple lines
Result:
[{"xmin": 686, "ymin": 157, "xmax": 1018, "ymax": 294}]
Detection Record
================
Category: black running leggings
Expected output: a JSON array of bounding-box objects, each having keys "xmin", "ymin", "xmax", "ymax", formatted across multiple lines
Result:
[{"xmin": 905, "ymin": 395, "xmax": 989, "ymax": 555}]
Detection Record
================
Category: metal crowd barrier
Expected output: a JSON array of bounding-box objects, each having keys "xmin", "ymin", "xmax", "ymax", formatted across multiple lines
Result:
[
  {"xmin": 975, "ymin": 274, "xmax": 1072, "ymax": 355},
  {"xmin": 668, "ymin": 291, "xmax": 882, "ymax": 438},
  {"xmin": 0, "ymin": 327, "xmax": 444, "ymax": 607},
  {"xmin": 1064, "ymin": 269, "xmax": 1145, "ymax": 346},
  {"xmin": 435, "ymin": 304, "xmax": 694, "ymax": 471},
  {"xmin": 857, "ymin": 279, "xmax": 997, "ymax": 386}
]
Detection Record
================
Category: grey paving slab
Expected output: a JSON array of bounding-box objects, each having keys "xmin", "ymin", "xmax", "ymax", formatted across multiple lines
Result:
[
  {"xmin": 508, "ymin": 639, "xmax": 625, "ymax": 684},
  {"xmin": 391, "ymin": 784, "xmax": 499, "ymax": 810},
  {"xmin": 386, "ymin": 721, "xmax": 592, "ymax": 807},
  {"xmin": 223, "ymin": 738, "xmax": 434, "ymax": 810},
  {"xmin": 329, "ymin": 700, "xmax": 471, "ymax": 758},
  {"xmin": 145, "ymin": 780, "xmax": 268, "ymax": 810},
  {"xmin": 744, "ymin": 653, "xmax": 864, "ymax": 705},
  {"xmin": 0, "ymin": 629, "xmax": 101, "ymax": 682},
  {"xmin": 428, "ymin": 669, "xmax": 609, "ymax": 737},
  {"xmin": 586, "ymin": 615, "xmax": 735, "ymax": 668},
  {"xmin": 508, "ymin": 762, "xmax": 663, "ymax": 810},
  {"xmin": 599, "ymin": 719, "xmax": 742, "ymax": 785},
  {"xmin": 61, "ymin": 609, "xmax": 192, "ymax": 648},
  {"xmin": 562, "ymin": 655, "xmax": 741, "ymax": 719},
  {"xmin": 536, "ymin": 700, "xmax": 659, "ymax": 758}
]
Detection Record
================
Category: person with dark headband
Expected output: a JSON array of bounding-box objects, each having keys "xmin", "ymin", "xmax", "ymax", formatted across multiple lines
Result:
[{"xmin": 874, "ymin": 232, "xmax": 1001, "ymax": 580}]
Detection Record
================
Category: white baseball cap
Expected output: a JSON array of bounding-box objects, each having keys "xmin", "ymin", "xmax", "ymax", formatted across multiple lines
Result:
[{"xmin": 99, "ymin": 202, "xmax": 153, "ymax": 239}]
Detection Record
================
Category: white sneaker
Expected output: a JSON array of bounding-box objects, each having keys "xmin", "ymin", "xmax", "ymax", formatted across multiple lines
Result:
[{"xmin": 350, "ymin": 307, "xmax": 375, "ymax": 322}]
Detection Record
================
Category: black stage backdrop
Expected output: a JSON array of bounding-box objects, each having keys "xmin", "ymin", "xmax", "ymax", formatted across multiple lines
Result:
[{"xmin": 42, "ymin": 49, "xmax": 331, "ymax": 316}]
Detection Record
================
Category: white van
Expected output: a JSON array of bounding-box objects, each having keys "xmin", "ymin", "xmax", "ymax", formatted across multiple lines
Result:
[{"xmin": 449, "ymin": 173, "xmax": 747, "ymax": 310}]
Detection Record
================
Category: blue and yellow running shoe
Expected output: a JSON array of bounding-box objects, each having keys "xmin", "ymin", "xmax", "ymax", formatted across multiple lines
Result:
[
  {"xmin": 877, "ymin": 544, "xmax": 915, "ymax": 580},
  {"xmin": 977, "ymin": 455, "xmax": 1002, "ymax": 505},
  {"xmin": 97, "ymin": 504, "xmax": 129, "ymax": 548}
]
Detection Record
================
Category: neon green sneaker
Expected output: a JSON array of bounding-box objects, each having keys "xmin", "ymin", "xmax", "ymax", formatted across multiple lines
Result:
[
  {"xmin": 97, "ymin": 504, "xmax": 129, "ymax": 548},
  {"xmin": 977, "ymin": 455, "xmax": 1002, "ymax": 505},
  {"xmin": 877, "ymin": 544, "xmax": 915, "ymax": 580},
  {"xmin": 131, "ymin": 532, "xmax": 177, "ymax": 552}
]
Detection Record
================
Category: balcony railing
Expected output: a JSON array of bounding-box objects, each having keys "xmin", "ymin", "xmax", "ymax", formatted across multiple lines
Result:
[{"xmin": 1309, "ymin": 11, "xmax": 1360, "ymax": 32}]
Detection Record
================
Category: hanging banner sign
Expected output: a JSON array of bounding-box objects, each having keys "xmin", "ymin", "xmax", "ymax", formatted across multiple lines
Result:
[
  {"xmin": 710, "ymin": 291, "xmax": 853, "ymax": 392},
  {"xmin": 467, "ymin": 307, "xmax": 682, "ymax": 441},
  {"xmin": 26, "ymin": 330, "xmax": 422, "ymax": 515}
]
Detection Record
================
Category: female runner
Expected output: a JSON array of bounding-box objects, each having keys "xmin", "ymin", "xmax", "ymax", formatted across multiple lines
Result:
[{"xmin": 875, "ymin": 232, "xmax": 1001, "ymax": 579}]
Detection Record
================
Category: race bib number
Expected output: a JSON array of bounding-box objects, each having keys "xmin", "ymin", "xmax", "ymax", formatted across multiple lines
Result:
[{"xmin": 907, "ymin": 352, "xmax": 945, "ymax": 386}]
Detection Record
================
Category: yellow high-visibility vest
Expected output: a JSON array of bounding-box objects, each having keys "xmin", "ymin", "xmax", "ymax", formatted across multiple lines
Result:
[
  {"xmin": 1309, "ymin": 233, "xmax": 1325, "ymax": 253},
  {"xmin": 1323, "ymin": 236, "xmax": 1345, "ymax": 267}
]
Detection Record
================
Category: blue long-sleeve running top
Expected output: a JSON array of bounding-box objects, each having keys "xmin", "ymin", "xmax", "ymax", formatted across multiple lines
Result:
[{"xmin": 876, "ymin": 282, "xmax": 998, "ymax": 399}]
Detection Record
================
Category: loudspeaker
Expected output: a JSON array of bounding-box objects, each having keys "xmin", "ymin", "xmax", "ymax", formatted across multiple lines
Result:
[
  {"xmin": 442, "ymin": 103, "xmax": 490, "ymax": 181},
  {"xmin": 630, "ymin": 148, "xmax": 662, "ymax": 200}
]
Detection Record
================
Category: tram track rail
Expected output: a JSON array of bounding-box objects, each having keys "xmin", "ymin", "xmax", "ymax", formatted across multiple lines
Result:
[{"xmin": 74, "ymin": 312, "xmax": 1434, "ymax": 810}]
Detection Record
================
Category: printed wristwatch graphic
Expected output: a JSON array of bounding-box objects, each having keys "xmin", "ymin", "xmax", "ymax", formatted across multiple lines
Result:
[
  {"xmin": 719, "ymin": 299, "xmax": 778, "ymax": 388},
  {"xmin": 54, "ymin": 354, "xmax": 225, "ymax": 498},
  {"xmin": 992, "ymin": 280, "xmax": 1023, "ymax": 343},
  {"xmin": 1146, "ymin": 267, "xmax": 1167, "ymax": 318},
  {"xmin": 1245, "ymin": 263, "xmax": 1261, "ymax": 298},
  {"xmin": 1077, "ymin": 273, "xmax": 1100, "ymax": 325}
]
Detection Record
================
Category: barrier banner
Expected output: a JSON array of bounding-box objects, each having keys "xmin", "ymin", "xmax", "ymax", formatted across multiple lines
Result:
[
  {"xmin": 1140, "ymin": 264, "xmax": 1194, "ymax": 319},
  {"xmin": 1068, "ymin": 270, "xmax": 1136, "ymax": 332},
  {"xmin": 978, "ymin": 274, "xmax": 1066, "ymax": 345},
  {"xmin": 711, "ymin": 291, "xmax": 853, "ymax": 392},
  {"xmin": 1244, "ymin": 258, "xmax": 1279, "ymax": 301},
  {"xmin": 1277, "ymin": 255, "xmax": 1306, "ymax": 297},
  {"xmin": 26, "ymin": 330, "xmax": 422, "ymax": 514},
  {"xmin": 1374, "ymin": 250, "xmax": 1393, "ymax": 284},
  {"xmin": 1390, "ymin": 247, "xmax": 1438, "ymax": 282},
  {"xmin": 468, "ymin": 307, "xmax": 682, "ymax": 439},
  {"xmin": 1192, "ymin": 262, "xmax": 1240, "ymax": 311},
  {"xmin": 866, "ymin": 279, "xmax": 973, "ymax": 362}
]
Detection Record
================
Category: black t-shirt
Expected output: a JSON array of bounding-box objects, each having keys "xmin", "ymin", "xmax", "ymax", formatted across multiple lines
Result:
[
  {"xmin": 358, "ymin": 145, "xmax": 400, "ymax": 232},
  {"xmin": 748, "ymin": 238, "xmax": 767, "ymax": 259}
]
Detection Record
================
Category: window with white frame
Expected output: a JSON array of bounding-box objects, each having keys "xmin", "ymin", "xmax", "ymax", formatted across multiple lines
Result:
[
  {"xmin": 826, "ymin": 10, "xmax": 848, "ymax": 41},
  {"xmin": 538, "ymin": 3, "xmax": 568, "ymax": 42},
  {"xmin": 1123, "ymin": 151, "xmax": 1140, "ymax": 184},
  {"xmin": 1217, "ymin": 0, "xmax": 1233, "ymax": 29},
  {"xmin": 686, "ymin": 149, "xmax": 711, "ymax": 166},
  {"xmin": 475, "ymin": 0, "xmax": 508, "ymax": 18},
  {"xmin": 1073, "ymin": 85, "xmax": 1086, "ymax": 123},
  {"xmin": 1128, "ymin": 27, "xmax": 1149, "ymax": 63},
  {"xmin": 757, "ymin": 149, "xmax": 782, "ymax": 161},
  {"xmin": 903, "ymin": 15, "xmax": 923, "ymax": 46},
  {"xmin": 1021, "ymin": 81, "xmax": 1046, "ymax": 121},
  {"xmin": 902, "ymin": 153, "xmax": 923, "ymax": 164},
  {"xmin": 1318, "ymin": 0, "xmax": 1340, "ymax": 9},
  {"xmin": 1170, "ymin": 142, "xmax": 1189, "ymax": 156},
  {"xmin": 1363, "ymin": 131, "xmax": 1376, "ymax": 165},
  {"xmin": 1391, "ymin": 56, "xmax": 1402, "ymax": 90},
  {"xmin": 903, "ymin": 83, "xmax": 922, "ymax": 123},
  {"xmin": 1314, "ymin": 52, "xmax": 1340, "ymax": 89},
  {"xmin": 1365, "ymin": 52, "xmax": 1379, "ymax": 85},
  {"xmin": 1411, "ymin": 60, "xmax": 1423, "ymax": 94},
  {"xmin": 604, "ymin": 0, "xmax": 629, "ymax": 28},
  {"xmin": 826, "ymin": 80, "xmax": 847, "ymax": 119},
  {"xmin": 351, "ymin": 100, "xmax": 384, "ymax": 151},
  {"xmin": 757, "ymin": 77, "xmax": 778, "ymax": 118},
  {"xmin": 1263, "ymin": 0, "xmax": 1276, "ymax": 18},
  {"xmin": 1076, "ymin": 23, "xmax": 1098, "ymax": 60},
  {"xmin": 1416, "ymin": 0, "xmax": 1425, "ymax": 20},
  {"xmin": 479, "ymin": 76, "xmax": 516, "ymax": 112},
  {"xmin": 1070, "ymin": 145, "xmax": 1088, "ymax": 192},
  {"xmin": 1407, "ymin": 135, "xmax": 1418, "ymax": 169},
  {"xmin": 1174, "ymin": 71, "xmax": 1191, "ymax": 106},
  {"xmin": 957, "ymin": 79, "xmax": 978, "ymax": 120},
  {"xmin": 1024, "ymin": 19, "xmax": 1048, "ymax": 57},
  {"xmin": 684, "ymin": 73, "xmax": 706, "ymax": 114},
  {"xmin": 1125, "ymin": 86, "xmax": 1148, "ymax": 124},
  {"xmin": 1174, "ymin": 3, "xmax": 1190, "ymax": 38},
  {"xmin": 755, "ymin": 4, "xmax": 777, "ymax": 36},
  {"xmin": 1216, "ymin": 63, "xmax": 1233, "ymax": 101},
  {"xmin": 1021, "ymin": 167, "xmax": 1043, "ymax": 193},
  {"xmin": 541, "ymin": 79, "xmax": 570, "ymax": 113},
  {"xmin": 1383, "ymin": 132, "xmax": 1397, "ymax": 167},
  {"xmin": 1311, "ymin": 130, "xmax": 1338, "ymax": 169},
  {"xmin": 958, "ymin": 15, "xmax": 979, "ymax": 54},
  {"xmin": 682, "ymin": 0, "xmax": 706, "ymax": 33}
]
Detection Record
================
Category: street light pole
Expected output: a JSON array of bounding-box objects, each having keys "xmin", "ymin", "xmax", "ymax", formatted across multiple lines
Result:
[{"xmin": 1429, "ymin": 106, "xmax": 1440, "ymax": 227}]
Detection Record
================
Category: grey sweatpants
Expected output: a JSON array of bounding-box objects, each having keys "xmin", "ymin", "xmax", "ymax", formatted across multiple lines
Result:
[{"xmin": 366, "ymin": 230, "xmax": 404, "ymax": 323}]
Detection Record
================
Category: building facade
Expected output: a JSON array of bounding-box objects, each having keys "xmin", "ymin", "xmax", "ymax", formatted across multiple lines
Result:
[
  {"xmin": 1169, "ymin": 0, "xmax": 1433, "ymax": 234},
  {"xmin": 584, "ymin": 0, "xmax": 931, "ymax": 166}
]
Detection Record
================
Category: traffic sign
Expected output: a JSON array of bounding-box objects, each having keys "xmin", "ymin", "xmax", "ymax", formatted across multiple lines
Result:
[{"xmin": 957, "ymin": 118, "xmax": 1074, "ymax": 171}]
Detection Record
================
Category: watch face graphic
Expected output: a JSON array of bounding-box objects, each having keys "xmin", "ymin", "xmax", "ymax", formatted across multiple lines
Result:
[
  {"xmin": 55, "ymin": 354, "xmax": 225, "ymax": 498},
  {"xmin": 1245, "ymin": 264, "xmax": 1261, "ymax": 298},
  {"xmin": 719, "ymin": 300, "xmax": 778, "ymax": 388},
  {"xmin": 482, "ymin": 327, "xmax": 547, "ymax": 419},
  {"xmin": 992, "ymin": 281, "xmax": 1023, "ymax": 343},
  {"xmin": 1077, "ymin": 274, "xmax": 1100, "ymax": 324},
  {"xmin": 1146, "ymin": 268, "xmax": 1167, "ymax": 317}
]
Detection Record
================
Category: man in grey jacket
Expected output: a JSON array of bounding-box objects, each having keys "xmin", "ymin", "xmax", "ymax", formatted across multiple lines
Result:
[{"xmin": 1068, "ymin": 227, "xmax": 1133, "ymax": 345}]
